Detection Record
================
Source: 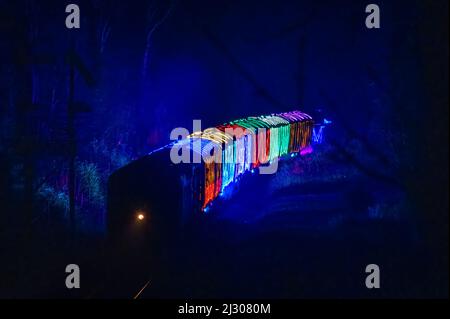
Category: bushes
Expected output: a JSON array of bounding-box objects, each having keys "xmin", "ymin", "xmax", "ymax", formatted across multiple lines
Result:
[
  {"xmin": 34, "ymin": 137, "xmax": 134, "ymax": 233},
  {"xmin": 36, "ymin": 183, "xmax": 69, "ymax": 213},
  {"xmin": 77, "ymin": 161, "xmax": 104, "ymax": 207}
]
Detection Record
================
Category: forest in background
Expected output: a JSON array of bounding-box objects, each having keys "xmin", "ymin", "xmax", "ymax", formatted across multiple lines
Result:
[{"xmin": 0, "ymin": 0, "xmax": 447, "ymax": 268}]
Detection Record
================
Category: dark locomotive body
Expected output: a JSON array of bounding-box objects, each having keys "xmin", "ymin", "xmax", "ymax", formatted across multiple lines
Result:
[{"xmin": 107, "ymin": 111, "xmax": 314, "ymax": 243}]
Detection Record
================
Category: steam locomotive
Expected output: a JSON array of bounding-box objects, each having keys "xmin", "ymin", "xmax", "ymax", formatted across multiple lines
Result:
[{"xmin": 107, "ymin": 111, "xmax": 313, "ymax": 239}]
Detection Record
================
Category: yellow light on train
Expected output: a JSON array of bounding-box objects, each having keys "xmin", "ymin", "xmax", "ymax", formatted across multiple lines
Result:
[{"xmin": 137, "ymin": 213, "xmax": 145, "ymax": 221}]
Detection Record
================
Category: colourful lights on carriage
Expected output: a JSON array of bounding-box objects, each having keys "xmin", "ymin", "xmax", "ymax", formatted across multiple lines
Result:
[{"xmin": 180, "ymin": 110, "xmax": 314, "ymax": 211}]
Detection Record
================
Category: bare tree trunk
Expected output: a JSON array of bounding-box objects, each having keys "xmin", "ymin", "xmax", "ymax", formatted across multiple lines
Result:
[
  {"xmin": 142, "ymin": 1, "xmax": 174, "ymax": 79},
  {"xmin": 68, "ymin": 42, "xmax": 76, "ymax": 234},
  {"xmin": 142, "ymin": 39, "xmax": 151, "ymax": 79}
]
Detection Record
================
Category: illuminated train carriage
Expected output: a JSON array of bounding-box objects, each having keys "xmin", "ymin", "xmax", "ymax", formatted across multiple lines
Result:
[
  {"xmin": 258, "ymin": 115, "xmax": 291, "ymax": 159},
  {"xmin": 228, "ymin": 117, "xmax": 271, "ymax": 167},
  {"xmin": 187, "ymin": 111, "xmax": 314, "ymax": 210},
  {"xmin": 276, "ymin": 111, "xmax": 313, "ymax": 153},
  {"xmin": 107, "ymin": 111, "xmax": 314, "ymax": 238},
  {"xmin": 215, "ymin": 124, "xmax": 254, "ymax": 180},
  {"xmin": 187, "ymin": 129, "xmax": 231, "ymax": 208}
]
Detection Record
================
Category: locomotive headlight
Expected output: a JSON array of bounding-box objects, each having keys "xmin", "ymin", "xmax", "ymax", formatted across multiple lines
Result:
[{"xmin": 136, "ymin": 211, "xmax": 145, "ymax": 221}]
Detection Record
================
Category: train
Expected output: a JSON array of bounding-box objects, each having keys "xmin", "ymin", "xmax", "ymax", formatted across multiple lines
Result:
[{"xmin": 107, "ymin": 111, "xmax": 314, "ymax": 239}]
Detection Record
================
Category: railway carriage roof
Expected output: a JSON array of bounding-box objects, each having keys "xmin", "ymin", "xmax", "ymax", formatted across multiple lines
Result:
[
  {"xmin": 216, "ymin": 124, "xmax": 253, "ymax": 139},
  {"xmin": 229, "ymin": 117, "xmax": 271, "ymax": 130},
  {"xmin": 258, "ymin": 115, "xmax": 290, "ymax": 126},
  {"xmin": 189, "ymin": 127, "xmax": 234, "ymax": 144},
  {"xmin": 184, "ymin": 110, "xmax": 311, "ymax": 145},
  {"xmin": 277, "ymin": 111, "xmax": 312, "ymax": 122},
  {"xmin": 175, "ymin": 137, "xmax": 222, "ymax": 157}
]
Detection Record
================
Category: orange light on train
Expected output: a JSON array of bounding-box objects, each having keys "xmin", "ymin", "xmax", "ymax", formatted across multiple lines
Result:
[{"xmin": 136, "ymin": 212, "xmax": 145, "ymax": 221}]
